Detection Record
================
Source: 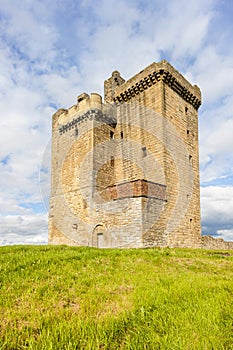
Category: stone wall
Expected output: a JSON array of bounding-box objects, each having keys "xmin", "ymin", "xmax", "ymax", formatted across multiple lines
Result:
[{"xmin": 201, "ymin": 236, "xmax": 233, "ymax": 250}]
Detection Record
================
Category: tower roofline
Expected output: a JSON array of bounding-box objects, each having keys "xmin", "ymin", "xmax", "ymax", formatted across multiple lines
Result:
[{"xmin": 113, "ymin": 60, "xmax": 201, "ymax": 110}]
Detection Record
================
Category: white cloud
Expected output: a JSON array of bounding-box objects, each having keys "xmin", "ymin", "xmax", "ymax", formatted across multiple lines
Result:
[
  {"xmin": 40, "ymin": 67, "xmax": 82, "ymax": 107},
  {"xmin": 0, "ymin": 0, "xmax": 57, "ymax": 64},
  {"xmin": 154, "ymin": 0, "xmax": 215, "ymax": 60},
  {"xmin": 199, "ymin": 96, "xmax": 233, "ymax": 182},
  {"xmin": 0, "ymin": 214, "xmax": 48, "ymax": 245},
  {"xmin": 201, "ymin": 186, "xmax": 233, "ymax": 220},
  {"xmin": 216, "ymin": 229, "xmax": 233, "ymax": 241},
  {"xmin": 192, "ymin": 46, "xmax": 233, "ymax": 104},
  {"xmin": 201, "ymin": 186, "xmax": 233, "ymax": 241}
]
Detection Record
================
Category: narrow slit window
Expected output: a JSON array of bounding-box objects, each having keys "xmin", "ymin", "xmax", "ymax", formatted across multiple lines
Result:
[
  {"xmin": 110, "ymin": 131, "xmax": 114, "ymax": 139},
  {"xmin": 121, "ymin": 131, "xmax": 123, "ymax": 139},
  {"xmin": 187, "ymin": 129, "xmax": 190, "ymax": 135},
  {"xmin": 110, "ymin": 156, "xmax": 114, "ymax": 167},
  {"xmin": 185, "ymin": 106, "xmax": 188, "ymax": 113},
  {"xmin": 190, "ymin": 218, "xmax": 193, "ymax": 229},
  {"xmin": 142, "ymin": 147, "xmax": 147, "ymax": 158}
]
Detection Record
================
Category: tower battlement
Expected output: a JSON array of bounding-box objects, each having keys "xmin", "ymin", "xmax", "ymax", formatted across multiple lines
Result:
[{"xmin": 53, "ymin": 92, "xmax": 105, "ymax": 127}]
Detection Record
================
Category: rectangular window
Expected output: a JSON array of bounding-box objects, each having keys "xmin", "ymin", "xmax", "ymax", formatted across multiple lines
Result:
[
  {"xmin": 110, "ymin": 156, "xmax": 114, "ymax": 167},
  {"xmin": 110, "ymin": 131, "xmax": 114, "ymax": 139},
  {"xmin": 121, "ymin": 131, "xmax": 123, "ymax": 139}
]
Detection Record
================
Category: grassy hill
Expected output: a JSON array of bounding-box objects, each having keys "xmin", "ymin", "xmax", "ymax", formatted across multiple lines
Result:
[{"xmin": 0, "ymin": 245, "xmax": 232, "ymax": 349}]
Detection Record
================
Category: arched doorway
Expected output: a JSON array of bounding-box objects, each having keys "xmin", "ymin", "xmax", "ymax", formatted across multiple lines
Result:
[{"xmin": 92, "ymin": 224, "xmax": 108, "ymax": 248}]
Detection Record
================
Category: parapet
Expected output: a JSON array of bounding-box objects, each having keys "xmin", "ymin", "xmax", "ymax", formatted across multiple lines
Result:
[
  {"xmin": 52, "ymin": 92, "xmax": 103, "ymax": 127},
  {"xmin": 113, "ymin": 60, "xmax": 201, "ymax": 110},
  {"xmin": 77, "ymin": 92, "xmax": 103, "ymax": 112},
  {"xmin": 52, "ymin": 91, "xmax": 118, "ymax": 135}
]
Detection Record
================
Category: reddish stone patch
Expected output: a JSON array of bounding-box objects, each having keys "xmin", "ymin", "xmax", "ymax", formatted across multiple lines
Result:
[{"xmin": 100, "ymin": 179, "xmax": 166, "ymax": 201}]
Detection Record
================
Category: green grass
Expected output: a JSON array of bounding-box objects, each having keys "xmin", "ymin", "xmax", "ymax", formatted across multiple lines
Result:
[{"xmin": 0, "ymin": 245, "xmax": 232, "ymax": 349}]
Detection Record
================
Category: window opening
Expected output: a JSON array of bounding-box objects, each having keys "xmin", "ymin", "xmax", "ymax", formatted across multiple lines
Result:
[
  {"xmin": 142, "ymin": 147, "xmax": 147, "ymax": 158},
  {"xmin": 190, "ymin": 218, "xmax": 193, "ymax": 229}
]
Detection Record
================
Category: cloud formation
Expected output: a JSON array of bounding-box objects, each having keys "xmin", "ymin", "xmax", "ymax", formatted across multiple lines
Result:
[{"xmin": 0, "ymin": 0, "xmax": 233, "ymax": 244}]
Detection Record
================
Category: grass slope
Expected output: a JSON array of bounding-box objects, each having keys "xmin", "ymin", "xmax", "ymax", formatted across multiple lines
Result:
[{"xmin": 0, "ymin": 245, "xmax": 232, "ymax": 349}]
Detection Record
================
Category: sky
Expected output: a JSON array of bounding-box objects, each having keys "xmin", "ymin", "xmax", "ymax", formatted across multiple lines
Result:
[{"xmin": 0, "ymin": 0, "xmax": 233, "ymax": 245}]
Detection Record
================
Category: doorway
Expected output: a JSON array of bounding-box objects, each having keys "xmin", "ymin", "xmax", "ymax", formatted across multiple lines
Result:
[
  {"xmin": 97, "ymin": 233, "xmax": 104, "ymax": 248},
  {"xmin": 92, "ymin": 224, "xmax": 107, "ymax": 248}
]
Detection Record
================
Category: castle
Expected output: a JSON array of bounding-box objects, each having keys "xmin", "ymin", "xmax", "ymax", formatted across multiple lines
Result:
[{"xmin": 49, "ymin": 60, "xmax": 233, "ymax": 250}]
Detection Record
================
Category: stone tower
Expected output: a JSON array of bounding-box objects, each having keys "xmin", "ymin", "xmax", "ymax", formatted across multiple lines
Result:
[{"xmin": 49, "ymin": 60, "xmax": 202, "ymax": 248}]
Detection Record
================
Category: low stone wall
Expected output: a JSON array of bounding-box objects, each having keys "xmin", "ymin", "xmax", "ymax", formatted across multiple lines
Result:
[{"xmin": 201, "ymin": 235, "xmax": 233, "ymax": 250}]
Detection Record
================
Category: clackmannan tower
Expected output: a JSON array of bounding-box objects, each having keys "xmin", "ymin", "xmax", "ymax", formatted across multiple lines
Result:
[{"xmin": 49, "ymin": 60, "xmax": 207, "ymax": 248}]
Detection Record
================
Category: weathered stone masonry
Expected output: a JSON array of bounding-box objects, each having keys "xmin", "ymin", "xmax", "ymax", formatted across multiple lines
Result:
[{"xmin": 49, "ymin": 60, "xmax": 233, "ymax": 250}]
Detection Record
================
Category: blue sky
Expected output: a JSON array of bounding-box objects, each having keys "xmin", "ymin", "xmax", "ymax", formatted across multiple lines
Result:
[{"xmin": 0, "ymin": 0, "xmax": 233, "ymax": 245}]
